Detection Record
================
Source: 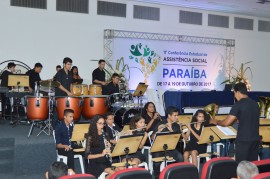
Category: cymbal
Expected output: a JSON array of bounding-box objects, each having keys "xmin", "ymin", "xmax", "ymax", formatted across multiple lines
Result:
[{"xmin": 40, "ymin": 80, "xmax": 60, "ymax": 87}]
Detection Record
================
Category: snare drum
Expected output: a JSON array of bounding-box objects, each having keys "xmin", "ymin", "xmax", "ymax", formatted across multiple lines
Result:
[
  {"xmin": 89, "ymin": 85, "xmax": 102, "ymax": 95},
  {"xmin": 72, "ymin": 84, "xmax": 88, "ymax": 96},
  {"xmin": 26, "ymin": 96, "xmax": 49, "ymax": 120},
  {"xmin": 110, "ymin": 93, "xmax": 123, "ymax": 107},
  {"xmin": 114, "ymin": 108, "xmax": 139, "ymax": 128},
  {"xmin": 55, "ymin": 97, "xmax": 83, "ymax": 121},
  {"xmin": 82, "ymin": 95, "xmax": 109, "ymax": 119}
]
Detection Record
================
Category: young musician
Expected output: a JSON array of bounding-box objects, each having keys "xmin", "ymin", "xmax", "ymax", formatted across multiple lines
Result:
[
  {"xmin": 85, "ymin": 115, "xmax": 115, "ymax": 178},
  {"xmin": 71, "ymin": 66, "xmax": 83, "ymax": 84},
  {"xmin": 151, "ymin": 106, "xmax": 184, "ymax": 178},
  {"xmin": 54, "ymin": 57, "xmax": 74, "ymax": 97},
  {"xmin": 182, "ymin": 110, "xmax": 207, "ymax": 167},
  {"xmin": 104, "ymin": 111, "xmax": 122, "ymax": 145},
  {"xmin": 104, "ymin": 73, "xmax": 120, "ymax": 95},
  {"xmin": 142, "ymin": 102, "xmax": 161, "ymax": 132},
  {"xmin": 121, "ymin": 114, "xmax": 148, "ymax": 167},
  {"xmin": 25, "ymin": 63, "xmax": 43, "ymax": 93},
  {"xmin": 0, "ymin": 62, "xmax": 16, "ymax": 119},
  {"xmin": 55, "ymin": 109, "xmax": 75, "ymax": 170},
  {"xmin": 92, "ymin": 59, "xmax": 106, "ymax": 86}
]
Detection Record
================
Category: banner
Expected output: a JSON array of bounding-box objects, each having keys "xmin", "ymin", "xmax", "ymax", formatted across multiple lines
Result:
[{"xmin": 112, "ymin": 38, "xmax": 226, "ymax": 91}]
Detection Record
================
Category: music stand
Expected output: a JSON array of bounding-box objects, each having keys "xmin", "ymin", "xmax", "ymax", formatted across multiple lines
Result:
[
  {"xmin": 150, "ymin": 132, "xmax": 181, "ymax": 167},
  {"xmin": 259, "ymin": 126, "xmax": 270, "ymax": 143},
  {"xmin": 210, "ymin": 126, "xmax": 237, "ymax": 140},
  {"xmin": 111, "ymin": 134, "xmax": 144, "ymax": 168},
  {"xmin": 8, "ymin": 75, "xmax": 29, "ymax": 126},
  {"xmin": 133, "ymin": 83, "xmax": 148, "ymax": 108},
  {"xmin": 197, "ymin": 127, "xmax": 220, "ymax": 158}
]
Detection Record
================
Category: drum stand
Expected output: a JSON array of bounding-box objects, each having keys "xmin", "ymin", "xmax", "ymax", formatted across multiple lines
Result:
[{"xmin": 37, "ymin": 87, "xmax": 53, "ymax": 136}]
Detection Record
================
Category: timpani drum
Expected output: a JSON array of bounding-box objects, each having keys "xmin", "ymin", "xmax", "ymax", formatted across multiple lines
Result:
[
  {"xmin": 82, "ymin": 95, "xmax": 109, "ymax": 119},
  {"xmin": 72, "ymin": 84, "xmax": 88, "ymax": 96},
  {"xmin": 55, "ymin": 97, "xmax": 83, "ymax": 121},
  {"xmin": 25, "ymin": 96, "xmax": 49, "ymax": 120},
  {"xmin": 89, "ymin": 85, "xmax": 102, "ymax": 95}
]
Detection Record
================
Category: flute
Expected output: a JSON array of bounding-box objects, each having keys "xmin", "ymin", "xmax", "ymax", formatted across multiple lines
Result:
[{"xmin": 173, "ymin": 120, "xmax": 206, "ymax": 126}]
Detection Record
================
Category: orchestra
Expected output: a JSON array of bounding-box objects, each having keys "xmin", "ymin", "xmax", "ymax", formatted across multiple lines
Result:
[{"xmin": 0, "ymin": 58, "xmax": 261, "ymax": 179}]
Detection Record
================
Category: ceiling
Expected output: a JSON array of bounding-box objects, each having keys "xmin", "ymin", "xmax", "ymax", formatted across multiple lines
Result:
[{"xmin": 132, "ymin": 0, "xmax": 270, "ymax": 19}]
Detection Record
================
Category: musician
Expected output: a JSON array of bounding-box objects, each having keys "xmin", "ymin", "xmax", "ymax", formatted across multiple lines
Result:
[
  {"xmin": 121, "ymin": 114, "xmax": 148, "ymax": 167},
  {"xmin": 182, "ymin": 110, "xmax": 207, "ymax": 167},
  {"xmin": 55, "ymin": 109, "xmax": 75, "ymax": 170},
  {"xmin": 53, "ymin": 65, "xmax": 62, "ymax": 81},
  {"xmin": 151, "ymin": 106, "xmax": 184, "ymax": 178},
  {"xmin": 142, "ymin": 102, "xmax": 161, "ymax": 132},
  {"xmin": 25, "ymin": 63, "xmax": 43, "ymax": 93},
  {"xmin": 104, "ymin": 111, "xmax": 122, "ymax": 145},
  {"xmin": 211, "ymin": 82, "xmax": 260, "ymax": 163},
  {"xmin": 85, "ymin": 114, "xmax": 116, "ymax": 178},
  {"xmin": 71, "ymin": 66, "xmax": 83, "ymax": 84},
  {"xmin": 104, "ymin": 73, "xmax": 120, "ymax": 95},
  {"xmin": 54, "ymin": 57, "xmax": 73, "ymax": 96},
  {"xmin": 92, "ymin": 59, "xmax": 106, "ymax": 85},
  {"xmin": 0, "ymin": 62, "xmax": 16, "ymax": 119}
]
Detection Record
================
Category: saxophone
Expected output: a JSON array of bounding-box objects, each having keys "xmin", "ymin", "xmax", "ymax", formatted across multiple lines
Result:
[{"xmin": 258, "ymin": 96, "xmax": 270, "ymax": 118}]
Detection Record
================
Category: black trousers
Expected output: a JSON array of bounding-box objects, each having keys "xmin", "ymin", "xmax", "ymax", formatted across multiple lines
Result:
[
  {"xmin": 235, "ymin": 140, "xmax": 259, "ymax": 163},
  {"xmin": 152, "ymin": 150, "xmax": 184, "ymax": 178},
  {"xmin": 1, "ymin": 93, "xmax": 11, "ymax": 118},
  {"xmin": 58, "ymin": 149, "xmax": 75, "ymax": 170}
]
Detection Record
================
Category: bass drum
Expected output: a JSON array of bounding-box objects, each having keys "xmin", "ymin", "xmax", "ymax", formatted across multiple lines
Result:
[
  {"xmin": 55, "ymin": 97, "xmax": 83, "ymax": 121},
  {"xmin": 82, "ymin": 95, "xmax": 109, "ymax": 119},
  {"xmin": 114, "ymin": 108, "xmax": 139, "ymax": 128}
]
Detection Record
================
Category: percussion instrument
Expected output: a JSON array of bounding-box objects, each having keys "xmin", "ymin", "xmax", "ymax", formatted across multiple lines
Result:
[
  {"xmin": 122, "ymin": 92, "xmax": 134, "ymax": 107},
  {"xmin": 114, "ymin": 108, "xmax": 139, "ymax": 128},
  {"xmin": 55, "ymin": 97, "xmax": 83, "ymax": 121},
  {"xmin": 25, "ymin": 96, "xmax": 49, "ymax": 120},
  {"xmin": 89, "ymin": 85, "xmax": 102, "ymax": 95},
  {"xmin": 110, "ymin": 93, "xmax": 123, "ymax": 107},
  {"xmin": 82, "ymin": 95, "xmax": 109, "ymax": 119},
  {"xmin": 72, "ymin": 84, "xmax": 88, "ymax": 96}
]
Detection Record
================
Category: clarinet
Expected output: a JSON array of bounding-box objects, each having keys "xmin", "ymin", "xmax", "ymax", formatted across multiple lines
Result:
[{"xmin": 102, "ymin": 129, "xmax": 112, "ymax": 163}]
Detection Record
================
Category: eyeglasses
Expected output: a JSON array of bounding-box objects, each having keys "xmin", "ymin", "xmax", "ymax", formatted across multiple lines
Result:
[{"xmin": 97, "ymin": 122, "xmax": 105, "ymax": 125}]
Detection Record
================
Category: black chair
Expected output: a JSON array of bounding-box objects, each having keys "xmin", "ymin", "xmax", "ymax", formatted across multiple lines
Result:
[
  {"xmin": 201, "ymin": 157, "xmax": 237, "ymax": 179},
  {"xmin": 253, "ymin": 172, "xmax": 270, "ymax": 179},
  {"xmin": 109, "ymin": 168, "xmax": 152, "ymax": 179},
  {"xmin": 252, "ymin": 159, "xmax": 270, "ymax": 173},
  {"xmin": 159, "ymin": 162, "xmax": 199, "ymax": 179},
  {"xmin": 59, "ymin": 174, "xmax": 96, "ymax": 179}
]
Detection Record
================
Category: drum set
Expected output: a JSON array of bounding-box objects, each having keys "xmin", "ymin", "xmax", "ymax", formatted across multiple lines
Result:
[{"xmin": 26, "ymin": 82, "xmax": 142, "ymax": 136}]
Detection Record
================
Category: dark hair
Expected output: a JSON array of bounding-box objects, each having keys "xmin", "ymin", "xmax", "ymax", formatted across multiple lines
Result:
[
  {"xmin": 64, "ymin": 109, "xmax": 74, "ymax": 116},
  {"xmin": 88, "ymin": 114, "xmax": 104, "ymax": 148},
  {"xmin": 71, "ymin": 66, "xmax": 79, "ymax": 74},
  {"xmin": 48, "ymin": 161, "xmax": 68, "ymax": 179},
  {"xmin": 111, "ymin": 73, "xmax": 120, "ymax": 79},
  {"xmin": 129, "ymin": 114, "xmax": 144, "ymax": 130},
  {"xmin": 143, "ymin": 102, "xmax": 156, "ymax": 115},
  {"xmin": 166, "ymin": 106, "xmax": 178, "ymax": 116},
  {"xmin": 63, "ymin": 57, "xmax": 72, "ymax": 64},
  {"xmin": 104, "ymin": 111, "xmax": 114, "ymax": 120},
  {"xmin": 34, "ymin": 63, "xmax": 43, "ymax": 68},
  {"xmin": 191, "ymin": 110, "xmax": 207, "ymax": 123},
  {"xmin": 7, "ymin": 62, "xmax": 16, "ymax": 69},
  {"xmin": 234, "ymin": 82, "xmax": 248, "ymax": 95},
  {"xmin": 98, "ymin": 59, "xmax": 105, "ymax": 64},
  {"xmin": 56, "ymin": 65, "xmax": 61, "ymax": 69}
]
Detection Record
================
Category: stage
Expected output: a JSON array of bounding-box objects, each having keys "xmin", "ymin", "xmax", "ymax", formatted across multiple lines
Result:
[{"xmin": 0, "ymin": 119, "xmax": 56, "ymax": 179}]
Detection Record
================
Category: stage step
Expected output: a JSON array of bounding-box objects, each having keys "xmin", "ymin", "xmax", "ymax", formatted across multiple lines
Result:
[{"xmin": 0, "ymin": 138, "xmax": 14, "ymax": 173}]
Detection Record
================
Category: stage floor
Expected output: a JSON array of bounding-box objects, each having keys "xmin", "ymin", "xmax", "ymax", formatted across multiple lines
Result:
[{"xmin": 0, "ymin": 119, "xmax": 56, "ymax": 179}]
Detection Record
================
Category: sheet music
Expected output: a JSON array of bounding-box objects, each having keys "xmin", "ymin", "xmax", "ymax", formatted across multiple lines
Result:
[{"xmin": 217, "ymin": 126, "xmax": 236, "ymax": 136}]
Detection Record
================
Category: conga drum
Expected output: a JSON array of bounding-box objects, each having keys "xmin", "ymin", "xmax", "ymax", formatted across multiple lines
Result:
[
  {"xmin": 25, "ymin": 96, "xmax": 49, "ymax": 120},
  {"xmin": 89, "ymin": 85, "xmax": 102, "ymax": 95},
  {"xmin": 55, "ymin": 97, "xmax": 83, "ymax": 121},
  {"xmin": 82, "ymin": 95, "xmax": 109, "ymax": 119},
  {"xmin": 72, "ymin": 85, "xmax": 82, "ymax": 96},
  {"xmin": 81, "ymin": 84, "xmax": 88, "ymax": 95}
]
